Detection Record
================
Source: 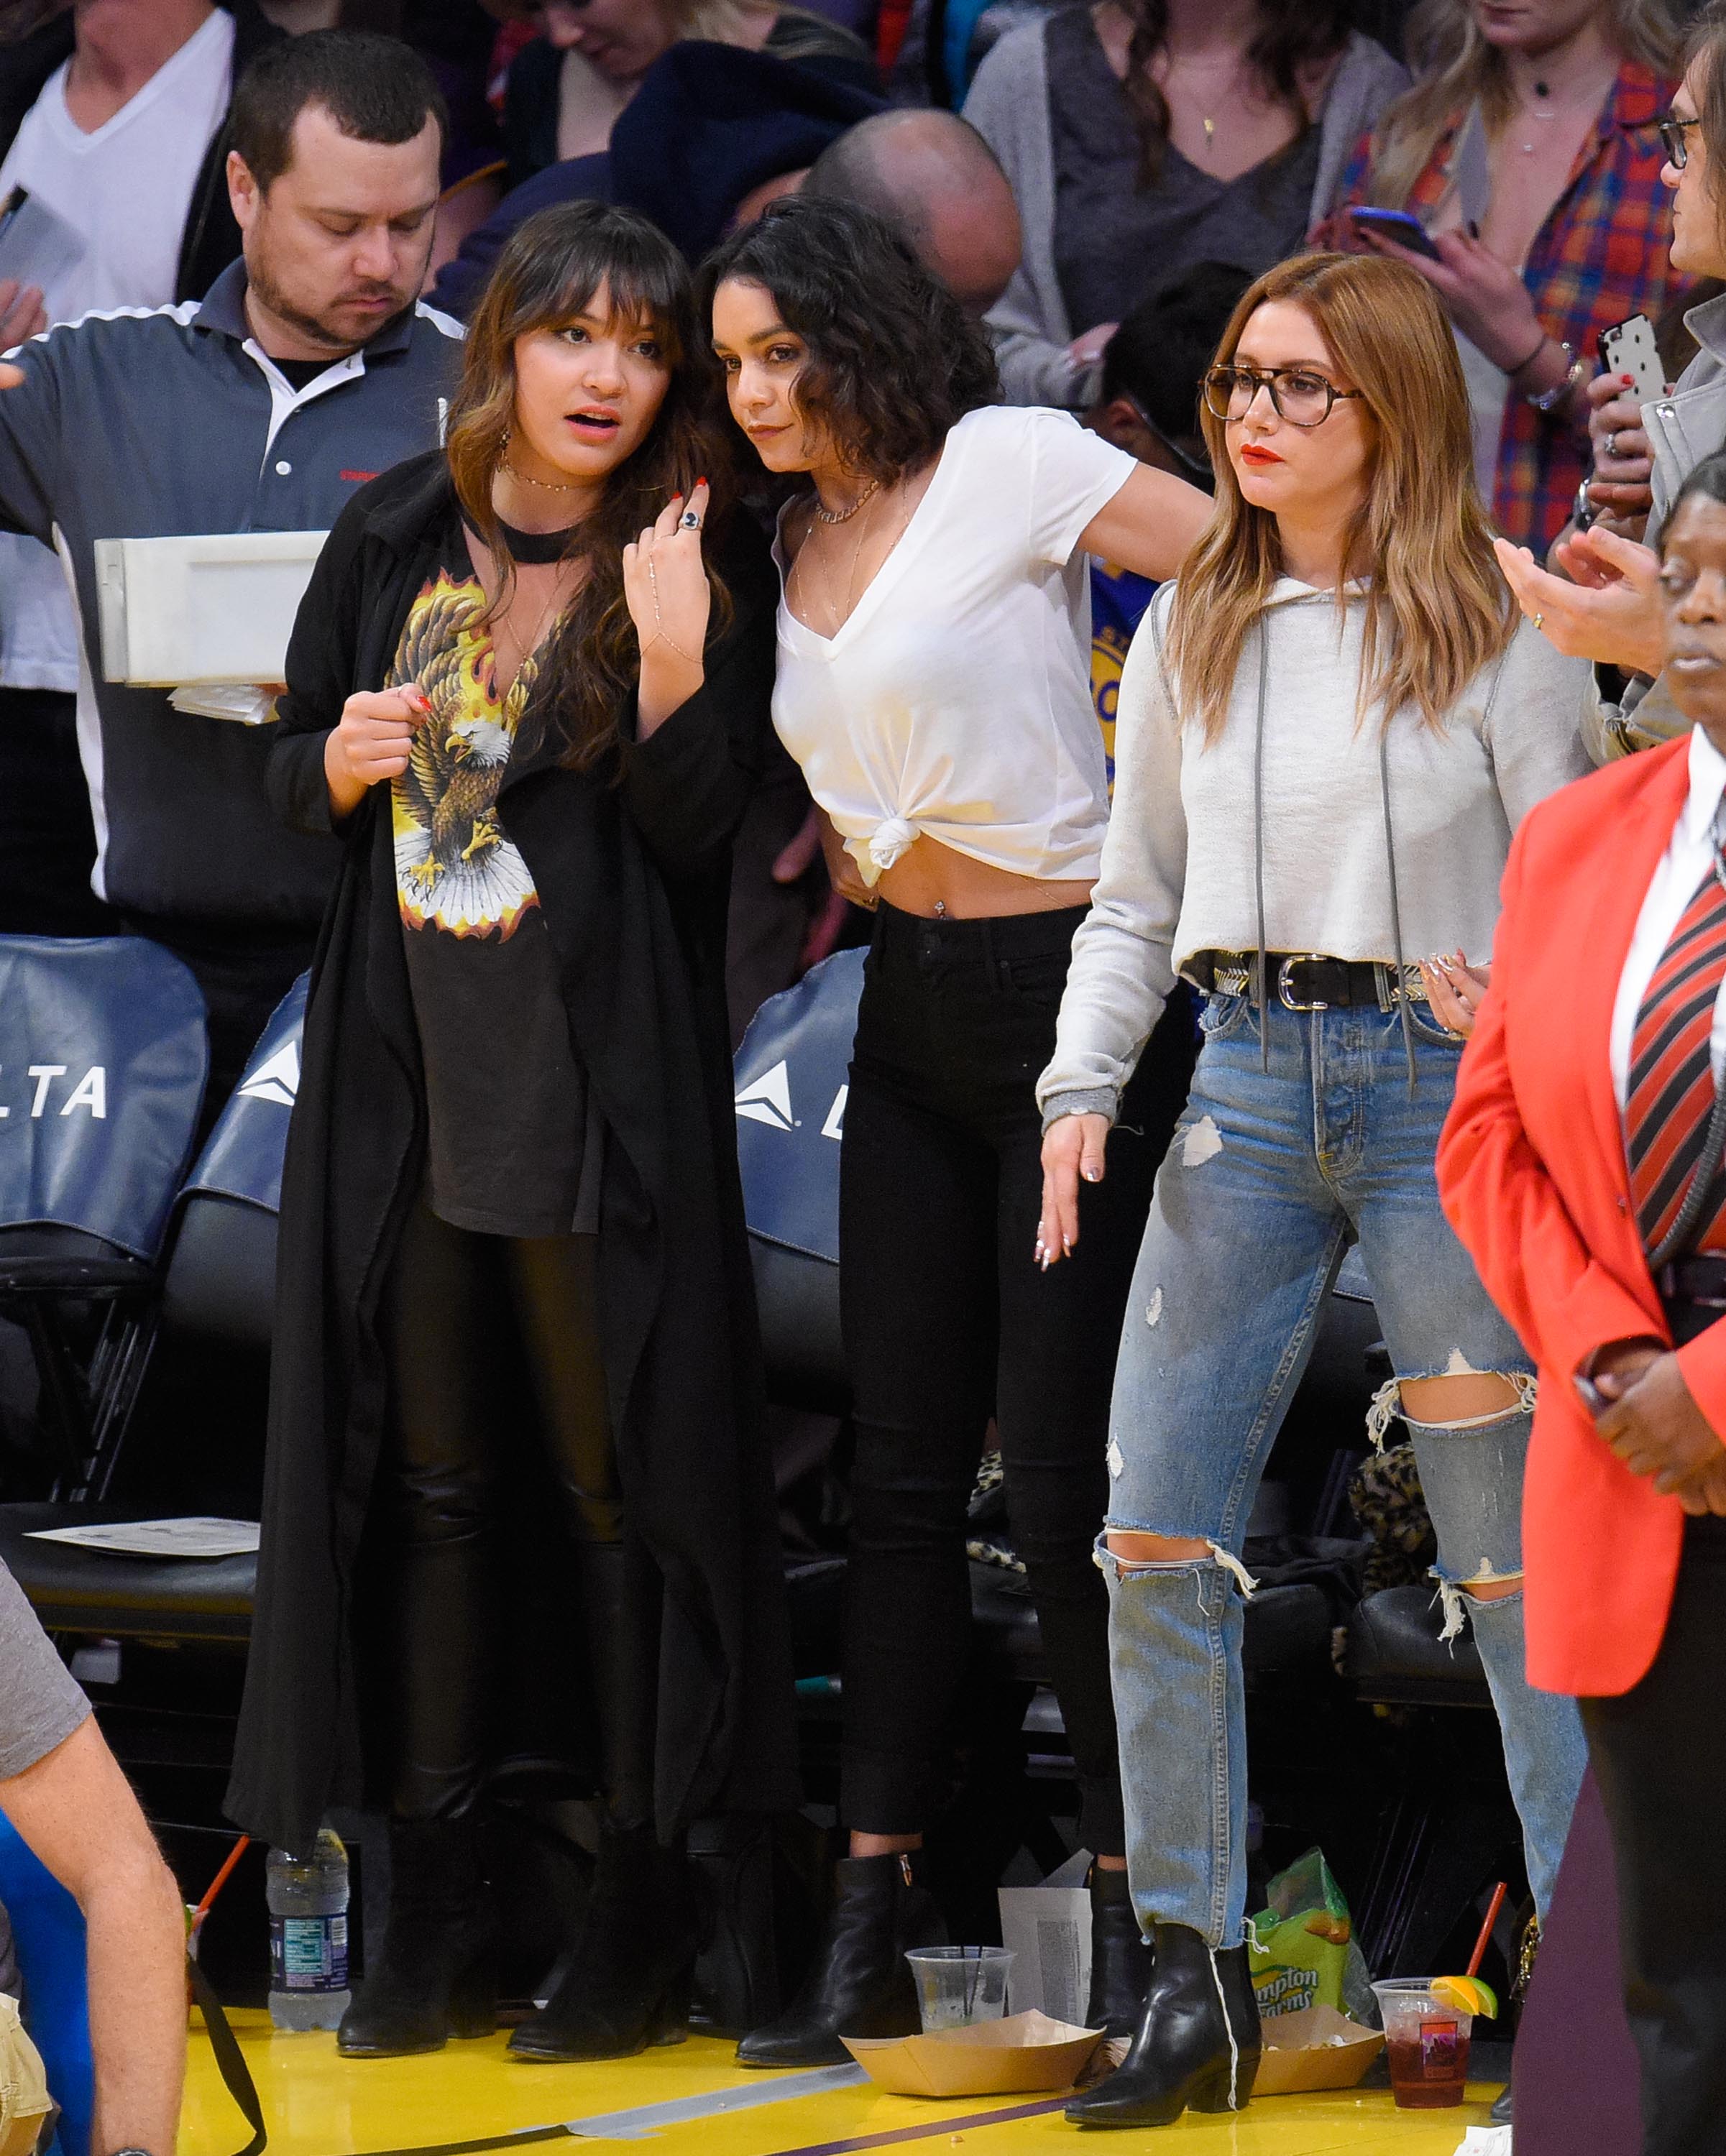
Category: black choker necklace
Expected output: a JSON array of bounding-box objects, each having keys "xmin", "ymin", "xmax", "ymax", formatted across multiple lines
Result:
[{"xmin": 463, "ymin": 510, "xmax": 579, "ymax": 566}]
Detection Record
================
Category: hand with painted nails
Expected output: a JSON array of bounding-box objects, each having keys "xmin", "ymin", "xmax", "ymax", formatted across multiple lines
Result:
[
  {"xmin": 324, "ymin": 680, "xmax": 430, "ymax": 819},
  {"xmin": 1036, "ymin": 1111, "xmax": 1111, "ymax": 1269},
  {"xmin": 1583, "ymin": 370, "xmax": 1656, "ymax": 524},
  {"xmin": 1418, "ymin": 951, "xmax": 1489, "ymax": 1038},
  {"xmin": 624, "ymin": 477, "xmax": 712, "ymax": 734}
]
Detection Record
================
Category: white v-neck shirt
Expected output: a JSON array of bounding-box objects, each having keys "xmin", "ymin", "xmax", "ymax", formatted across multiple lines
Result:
[{"xmin": 770, "ymin": 404, "xmax": 1137, "ymax": 885}]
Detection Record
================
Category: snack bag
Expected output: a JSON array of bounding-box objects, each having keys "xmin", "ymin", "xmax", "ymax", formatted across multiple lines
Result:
[{"xmin": 1247, "ymin": 1849, "xmax": 1373, "ymax": 2022}]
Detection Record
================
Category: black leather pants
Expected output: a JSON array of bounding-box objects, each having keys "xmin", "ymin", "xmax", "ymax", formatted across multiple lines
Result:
[{"xmin": 376, "ymin": 1197, "xmax": 656, "ymax": 1827}]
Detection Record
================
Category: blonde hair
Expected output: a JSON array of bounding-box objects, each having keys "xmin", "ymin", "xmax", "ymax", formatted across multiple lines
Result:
[
  {"xmin": 1166, "ymin": 251, "xmax": 1515, "ymax": 744},
  {"xmin": 1364, "ymin": 0, "xmax": 1681, "ymax": 207}
]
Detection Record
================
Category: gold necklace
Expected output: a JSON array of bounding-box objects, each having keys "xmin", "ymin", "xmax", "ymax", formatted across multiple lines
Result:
[
  {"xmin": 500, "ymin": 455, "xmax": 584, "ymax": 494},
  {"xmin": 812, "ymin": 478, "xmax": 881, "ymax": 525}
]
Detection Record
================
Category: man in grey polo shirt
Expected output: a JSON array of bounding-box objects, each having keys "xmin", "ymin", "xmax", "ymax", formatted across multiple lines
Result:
[
  {"xmin": 0, "ymin": 29, "xmax": 462, "ymax": 1107},
  {"xmin": 0, "ymin": 1558, "xmax": 185, "ymax": 2156}
]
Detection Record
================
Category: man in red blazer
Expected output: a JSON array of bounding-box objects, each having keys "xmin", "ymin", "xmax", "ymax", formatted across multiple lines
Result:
[{"xmin": 1440, "ymin": 452, "xmax": 1726, "ymax": 2156}]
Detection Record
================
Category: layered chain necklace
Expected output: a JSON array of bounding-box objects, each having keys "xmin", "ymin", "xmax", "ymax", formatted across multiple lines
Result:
[{"xmin": 791, "ymin": 479, "xmax": 909, "ymax": 636}]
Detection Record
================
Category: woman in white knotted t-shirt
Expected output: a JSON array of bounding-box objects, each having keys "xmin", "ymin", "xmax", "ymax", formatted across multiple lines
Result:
[{"xmin": 704, "ymin": 193, "xmax": 1213, "ymax": 2068}]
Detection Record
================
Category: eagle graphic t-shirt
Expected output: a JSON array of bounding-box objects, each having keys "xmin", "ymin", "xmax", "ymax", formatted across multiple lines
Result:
[{"xmin": 388, "ymin": 533, "xmax": 592, "ymax": 1238}]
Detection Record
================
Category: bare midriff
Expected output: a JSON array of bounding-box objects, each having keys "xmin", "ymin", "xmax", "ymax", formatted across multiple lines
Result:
[{"xmin": 873, "ymin": 832, "xmax": 1096, "ymax": 920}]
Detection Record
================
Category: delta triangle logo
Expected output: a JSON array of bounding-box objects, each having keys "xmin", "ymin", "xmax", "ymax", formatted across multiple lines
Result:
[
  {"xmin": 237, "ymin": 1038, "xmax": 300, "ymax": 1109},
  {"xmin": 734, "ymin": 1059, "xmax": 794, "ymax": 1131}
]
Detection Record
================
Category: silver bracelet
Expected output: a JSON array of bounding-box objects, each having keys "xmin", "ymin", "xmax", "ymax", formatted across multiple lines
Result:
[{"xmin": 1527, "ymin": 339, "xmax": 1585, "ymax": 414}]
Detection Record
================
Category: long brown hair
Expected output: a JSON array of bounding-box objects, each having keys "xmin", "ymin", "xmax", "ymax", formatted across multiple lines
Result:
[
  {"xmin": 1364, "ymin": 0, "xmax": 1680, "ymax": 209},
  {"xmin": 1166, "ymin": 251, "xmax": 1515, "ymax": 742},
  {"xmin": 1110, "ymin": 0, "xmax": 1351, "ymax": 187},
  {"xmin": 445, "ymin": 201, "xmax": 728, "ymax": 772}
]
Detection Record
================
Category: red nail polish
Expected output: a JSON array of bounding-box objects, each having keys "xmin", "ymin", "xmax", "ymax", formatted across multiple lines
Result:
[{"xmin": 697, "ymin": 476, "xmax": 707, "ymax": 487}]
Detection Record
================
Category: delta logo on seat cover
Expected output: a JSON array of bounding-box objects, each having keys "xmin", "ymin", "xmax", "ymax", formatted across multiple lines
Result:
[
  {"xmin": 735, "ymin": 1059, "xmax": 795, "ymax": 1131},
  {"xmin": 735, "ymin": 1060, "xmax": 847, "ymax": 1142},
  {"xmin": 237, "ymin": 1039, "xmax": 300, "ymax": 1109}
]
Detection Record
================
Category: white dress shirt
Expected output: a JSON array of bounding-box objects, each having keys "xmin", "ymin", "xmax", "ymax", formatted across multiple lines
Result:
[{"xmin": 1609, "ymin": 723, "xmax": 1726, "ymax": 1110}]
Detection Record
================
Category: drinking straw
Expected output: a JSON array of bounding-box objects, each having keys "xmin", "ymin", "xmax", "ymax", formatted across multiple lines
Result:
[
  {"xmin": 190, "ymin": 1833, "xmax": 252, "ymax": 1936},
  {"xmin": 1466, "ymin": 1881, "xmax": 1508, "ymax": 1979}
]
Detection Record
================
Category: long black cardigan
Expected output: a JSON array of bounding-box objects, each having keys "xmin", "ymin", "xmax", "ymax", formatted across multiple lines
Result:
[{"xmin": 224, "ymin": 454, "xmax": 800, "ymax": 1849}]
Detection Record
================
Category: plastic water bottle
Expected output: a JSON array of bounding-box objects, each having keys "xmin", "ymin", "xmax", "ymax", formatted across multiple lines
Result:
[{"xmin": 267, "ymin": 1830, "xmax": 351, "ymax": 2030}]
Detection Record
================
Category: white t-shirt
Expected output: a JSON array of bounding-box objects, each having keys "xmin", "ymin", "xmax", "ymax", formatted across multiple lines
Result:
[
  {"xmin": 771, "ymin": 403, "xmax": 1137, "ymax": 885},
  {"xmin": 0, "ymin": 6, "xmax": 234, "ymax": 691}
]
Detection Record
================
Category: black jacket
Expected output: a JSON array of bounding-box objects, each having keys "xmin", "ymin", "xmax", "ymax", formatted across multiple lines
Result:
[
  {"xmin": 224, "ymin": 454, "xmax": 800, "ymax": 1848},
  {"xmin": 0, "ymin": 0, "xmax": 281, "ymax": 304}
]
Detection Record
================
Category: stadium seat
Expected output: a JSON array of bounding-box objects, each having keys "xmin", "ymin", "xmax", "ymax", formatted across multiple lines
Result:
[
  {"xmin": 0, "ymin": 936, "xmax": 208, "ymax": 1498},
  {"xmin": 0, "ymin": 980, "xmax": 306, "ymax": 1647}
]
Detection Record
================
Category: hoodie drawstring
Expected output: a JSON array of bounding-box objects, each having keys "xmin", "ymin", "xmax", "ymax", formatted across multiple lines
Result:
[
  {"xmin": 1378, "ymin": 727, "xmax": 1418, "ymax": 1095},
  {"xmin": 1252, "ymin": 622, "xmax": 1270, "ymax": 1072}
]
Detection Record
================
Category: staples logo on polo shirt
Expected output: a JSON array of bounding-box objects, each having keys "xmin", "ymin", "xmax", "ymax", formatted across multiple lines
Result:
[
  {"xmin": 735, "ymin": 1061, "xmax": 794, "ymax": 1130},
  {"xmin": 237, "ymin": 1039, "xmax": 299, "ymax": 1108}
]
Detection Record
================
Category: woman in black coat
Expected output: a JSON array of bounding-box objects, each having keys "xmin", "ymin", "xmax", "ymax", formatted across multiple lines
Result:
[{"xmin": 223, "ymin": 201, "xmax": 797, "ymax": 2061}]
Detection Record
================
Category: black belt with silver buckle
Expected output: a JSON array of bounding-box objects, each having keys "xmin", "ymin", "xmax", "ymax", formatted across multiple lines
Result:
[{"xmin": 1188, "ymin": 950, "xmax": 1431, "ymax": 1013}]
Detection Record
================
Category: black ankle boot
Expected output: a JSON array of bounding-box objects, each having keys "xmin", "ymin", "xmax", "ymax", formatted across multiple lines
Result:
[
  {"xmin": 735, "ymin": 1853, "xmax": 946, "ymax": 2068},
  {"xmin": 1084, "ymin": 1865, "xmax": 1155, "ymax": 2040},
  {"xmin": 1065, "ymin": 1923, "xmax": 1260, "ymax": 2128},
  {"xmin": 508, "ymin": 1822, "xmax": 700, "ymax": 2062},
  {"xmin": 337, "ymin": 1818, "xmax": 497, "ymax": 2058}
]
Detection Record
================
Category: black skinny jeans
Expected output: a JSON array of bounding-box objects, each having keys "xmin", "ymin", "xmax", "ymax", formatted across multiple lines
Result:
[
  {"xmin": 1582, "ymin": 1514, "xmax": 1726, "ymax": 2156},
  {"xmin": 838, "ymin": 902, "xmax": 1196, "ymax": 1853},
  {"xmin": 377, "ymin": 1199, "xmax": 655, "ymax": 1826}
]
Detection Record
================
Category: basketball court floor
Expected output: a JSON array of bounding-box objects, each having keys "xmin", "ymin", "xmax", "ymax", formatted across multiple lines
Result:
[{"xmin": 181, "ymin": 2018, "xmax": 1499, "ymax": 2156}]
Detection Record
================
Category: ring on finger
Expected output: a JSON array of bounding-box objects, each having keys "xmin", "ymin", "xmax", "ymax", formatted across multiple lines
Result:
[
  {"xmin": 679, "ymin": 511, "xmax": 702, "ymax": 530},
  {"xmin": 1604, "ymin": 430, "xmax": 1619, "ymax": 459},
  {"xmin": 1532, "ymin": 611, "xmax": 1544, "ymax": 631}
]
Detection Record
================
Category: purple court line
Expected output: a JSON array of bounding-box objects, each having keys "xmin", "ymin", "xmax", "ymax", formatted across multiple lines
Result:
[{"xmin": 758, "ymin": 2093, "xmax": 1073, "ymax": 2156}]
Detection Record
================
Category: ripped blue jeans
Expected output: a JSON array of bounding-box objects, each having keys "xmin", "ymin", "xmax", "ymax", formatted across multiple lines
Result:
[{"xmin": 1102, "ymin": 995, "xmax": 1587, "ymax": 1948}]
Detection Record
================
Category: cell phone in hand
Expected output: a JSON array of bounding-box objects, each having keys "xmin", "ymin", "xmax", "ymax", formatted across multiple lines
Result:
[
  {"xmin": 1347, "ymin": 207, "xmax": 1442, "ymax": 261},
  {"xmin": 1599, "ymin": 313, "xmax": 1663, "ymax": 404}
]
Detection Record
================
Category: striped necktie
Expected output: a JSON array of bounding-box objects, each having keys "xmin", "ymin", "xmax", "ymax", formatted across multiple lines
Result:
[{"xmin": 1628, "ymin": 848, "xmax": 1726, "ymax": 1258}]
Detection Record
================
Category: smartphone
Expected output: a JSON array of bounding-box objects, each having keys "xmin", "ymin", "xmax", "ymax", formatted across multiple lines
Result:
[
  {"xmin": 1599, "ymin": 313, "xmax": 1664, "ymax": 403},
  {"xmin": 1347, "ymin": 207, "xmax": 1442, "ymax": 261}
]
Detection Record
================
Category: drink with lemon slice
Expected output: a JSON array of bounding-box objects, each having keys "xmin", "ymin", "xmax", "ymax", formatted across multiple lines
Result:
[{"xmin": 1371, "ymin": 1976, "xmax": 1496, "ymax": 2109}]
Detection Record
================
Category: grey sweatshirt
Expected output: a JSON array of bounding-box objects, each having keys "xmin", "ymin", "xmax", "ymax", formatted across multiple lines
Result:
[
  {"xmin": 1037, "ymin": 579, "xmax": 1593, "ymax": 1125},
  {"xmin": 963, "ymin": 22, "xmax": 1408, "ymax": 410}
]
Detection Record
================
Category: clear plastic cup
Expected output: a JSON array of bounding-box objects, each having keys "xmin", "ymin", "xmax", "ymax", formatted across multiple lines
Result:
[
  {"xmin": 904, "ymin": 1945, "xmax": 1014, "ymax": 2031},
  {"xmin": 1371, "ymin": 1979, "xmax": 1473, "ymax": 2109}
]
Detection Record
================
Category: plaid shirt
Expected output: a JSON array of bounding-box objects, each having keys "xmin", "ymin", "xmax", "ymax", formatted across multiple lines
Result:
[{"xmin": 1330, "ymin": 63, "xmax": 1688, "ymax": 550}]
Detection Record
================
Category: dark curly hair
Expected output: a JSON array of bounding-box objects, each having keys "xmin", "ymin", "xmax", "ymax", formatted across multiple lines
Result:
[{"xmin": 701, "ymin": 195, "xmax": 999, "ymax": 487}]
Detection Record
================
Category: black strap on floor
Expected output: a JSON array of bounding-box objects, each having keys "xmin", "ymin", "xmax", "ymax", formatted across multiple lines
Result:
[
  {"xmin": 341, "ymin": 2132, "xmax": 572, "ymax": 2156},
  {"xmin": 188, "ymin": 1953, "xmax": 267, "ymax": 2156}
]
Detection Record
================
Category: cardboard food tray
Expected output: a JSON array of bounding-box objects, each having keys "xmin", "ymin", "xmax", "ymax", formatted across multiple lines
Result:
[
  {"xmin": 843, "ymin": 2009, "xmax": 1106, "ymax": 2097},
  {"xmin": 1254, "ymin": 2003, "xmax": 1384, "ymax": 2095}
]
